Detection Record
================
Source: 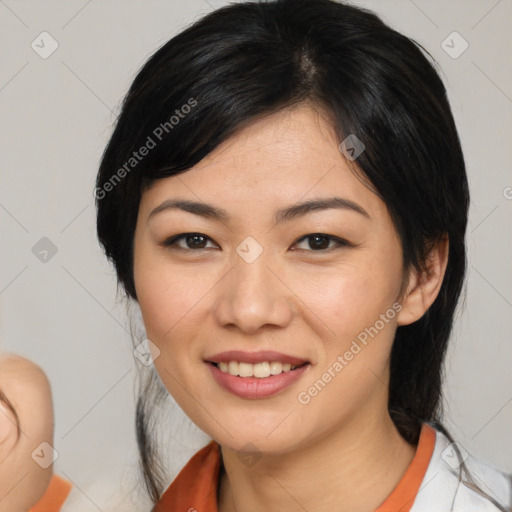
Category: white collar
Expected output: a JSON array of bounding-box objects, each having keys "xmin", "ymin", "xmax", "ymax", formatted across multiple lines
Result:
[{"xmin": 411, "ymin": 427, "xmax": 511, "ymax": 511}]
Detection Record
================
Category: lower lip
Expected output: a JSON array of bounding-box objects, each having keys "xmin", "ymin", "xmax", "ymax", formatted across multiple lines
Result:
[{"xmin": 206, "ymin": 362, "xmax": 310, "ymax": 399}]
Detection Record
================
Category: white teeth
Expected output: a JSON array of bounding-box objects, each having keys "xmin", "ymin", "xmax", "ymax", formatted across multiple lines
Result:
[
  {"xmin": 269, "ymin": 361, "xmax": 282, "ymax": 375},
  {"xmin": 238, "ymin": 362, "xmax": 253, "ymax": 377},
  {"xmin": 228, "ymin": 361, "xmax": 239, "ymax": 376},
  {"xmin": 253, "ymin": 361, "xmax": 270, "ymax": 378},
  {"xmin": 215, "ymin": 360, "xmax": 301, "ymax": 377}
]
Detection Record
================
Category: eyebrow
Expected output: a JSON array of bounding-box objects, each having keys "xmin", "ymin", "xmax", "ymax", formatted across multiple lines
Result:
[{"xmin": 148, "ymin": 196, "xmax": 370, "ymax": 225}]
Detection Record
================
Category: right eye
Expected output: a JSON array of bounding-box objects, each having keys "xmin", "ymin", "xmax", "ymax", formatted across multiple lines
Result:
[{"xmin": 161, "ymin": 233, "xmax": 219, "ymax": 251}]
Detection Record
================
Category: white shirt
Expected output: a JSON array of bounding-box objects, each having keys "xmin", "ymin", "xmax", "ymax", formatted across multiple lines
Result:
[{"xmin": 412, "ymin": 428, "xmax": 511, "ymax": 511}]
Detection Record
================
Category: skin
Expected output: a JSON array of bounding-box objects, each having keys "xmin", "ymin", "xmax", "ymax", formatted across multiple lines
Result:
[
  {"xmin": 0, "ymin": 354, "xmax": 54, "ymax": 512},
  {"xmin": 133, "ymin": 103, "xmax": 448, "ymax": 512}
]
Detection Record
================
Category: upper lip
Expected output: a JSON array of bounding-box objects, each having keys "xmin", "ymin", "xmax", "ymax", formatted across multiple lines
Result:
[{"xmin": 206, "ymin": 350, "xmax": 308, "ymax": 366}]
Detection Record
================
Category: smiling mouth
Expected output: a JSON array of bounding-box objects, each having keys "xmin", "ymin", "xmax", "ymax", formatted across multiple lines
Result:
[{"xmin": 207, "ymin": 360, "xmax": 309, "ymax": 378}]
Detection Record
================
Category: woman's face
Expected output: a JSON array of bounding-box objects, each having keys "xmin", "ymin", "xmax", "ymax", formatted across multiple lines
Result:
[{"xmin": 133, "ymin": 104, "xmax": 410, "ymax": 454}]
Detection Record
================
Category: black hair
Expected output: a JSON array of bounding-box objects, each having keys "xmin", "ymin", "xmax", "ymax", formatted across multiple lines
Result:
[{"xmin": 95, "ymin": 0, "xmax": 507, "ymax": 508}]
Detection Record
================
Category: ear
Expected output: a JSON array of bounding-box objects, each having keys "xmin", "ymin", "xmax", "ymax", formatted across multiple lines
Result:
[{"xmin": 397, "ymin": 236, "xmax": 449, "ymax": 326}]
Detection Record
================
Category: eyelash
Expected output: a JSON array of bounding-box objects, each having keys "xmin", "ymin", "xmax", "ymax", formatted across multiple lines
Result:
[{"xmin": 161, "ymin": 232, "xmax": 352, "ymax": 253}]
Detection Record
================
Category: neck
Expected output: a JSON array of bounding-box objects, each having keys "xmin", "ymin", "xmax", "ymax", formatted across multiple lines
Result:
[{"xmin": 218, "ymin": 410, "xmax": 416, "ymax": 512}]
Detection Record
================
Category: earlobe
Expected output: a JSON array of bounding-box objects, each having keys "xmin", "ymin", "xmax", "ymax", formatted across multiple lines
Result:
[{"xmin": 397, "ymin": 237, "xmax": 449, "ymax": 326}]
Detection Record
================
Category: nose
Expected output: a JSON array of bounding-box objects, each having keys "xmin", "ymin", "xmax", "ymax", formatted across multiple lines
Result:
[{"xmin": 213, "ymin": 247, "xmax": 294, "ymax": 334}]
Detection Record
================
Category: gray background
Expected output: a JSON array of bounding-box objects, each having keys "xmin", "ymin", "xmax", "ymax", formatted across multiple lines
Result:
[{"xmin": 1, "ymin": 0, "xmax": 511, "ymax": 510}]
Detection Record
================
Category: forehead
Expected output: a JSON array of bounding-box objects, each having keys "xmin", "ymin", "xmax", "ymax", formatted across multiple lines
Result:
[
  {"xmin": 138, "ymin": 104, "xmax": 383, "ymax": 221},
  {"xmin": 195, "ymin": 105, "xmax": 342, "ymax": 180}
]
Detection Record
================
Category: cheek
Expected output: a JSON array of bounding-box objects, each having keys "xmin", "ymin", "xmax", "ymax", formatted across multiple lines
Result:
[
  {"xmin": 137, "ymin": 268, "xmax": 195, "ymax": 337},
  {"xmin": 134, "ymin": 236, "xmax": 203, "ymax": 339},
  {"xmin": 290, "ymin": 263, "xmax": 401, "ymax": 427},
  {"xmin": 135, "ymin": 266, "xmax": 207, "ymax": 407},
  {"xmin": 291, "ymin": 254, "xmax": 402, "ymax": 344}
]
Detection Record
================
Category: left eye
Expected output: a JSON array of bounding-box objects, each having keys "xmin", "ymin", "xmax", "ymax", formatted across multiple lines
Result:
[{"xmin": 292, "ymin": 233, "xmax": 350, "ymax": 251}]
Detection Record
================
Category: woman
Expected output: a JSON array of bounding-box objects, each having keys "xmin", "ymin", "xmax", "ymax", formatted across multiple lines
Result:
[{"xmin": 95, "ymin": 0, "xmax": 512, "ymax": 510}]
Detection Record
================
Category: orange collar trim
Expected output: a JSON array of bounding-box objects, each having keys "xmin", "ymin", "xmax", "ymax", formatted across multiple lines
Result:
[
  {"xmin": 375, "ymin": 423, "xmax": 436, "ymax": 512},
  {"xmin": 154, "ymin": 439, "xmax": 221, "ymax": 512},
  {"xmin": 29, "ymin": 474, "xmax": 72, "ymax": 512},
  {"xmin": 155, "ymin": 423, "xmax": 436, "ymax": 512}
]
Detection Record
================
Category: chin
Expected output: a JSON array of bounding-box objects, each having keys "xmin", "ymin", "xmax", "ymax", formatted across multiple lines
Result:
[{"xmin": 206, "ymin": 418, "xmax": 306, "ymax": 455}]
